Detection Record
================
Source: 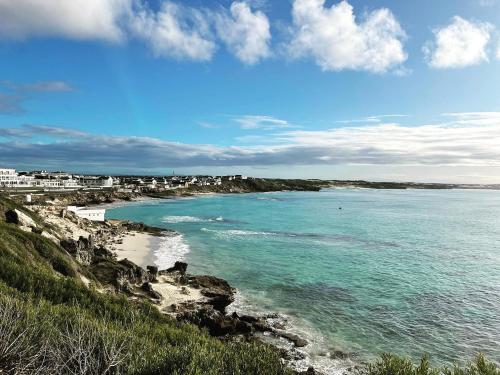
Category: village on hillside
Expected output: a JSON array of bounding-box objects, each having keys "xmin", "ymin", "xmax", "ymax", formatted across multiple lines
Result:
[
  {"xmin": 0, "ymin": 167, "xmax": 248, "ymax": 192},
  {"xmin": 0, "ymin": 167, "xmax": 250, "ymax": 222}
]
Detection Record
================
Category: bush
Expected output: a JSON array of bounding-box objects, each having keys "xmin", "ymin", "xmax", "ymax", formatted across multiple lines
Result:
[
  {"xmin": 0, "ymin": 201, "xmax": 290, "ymax": 375},
  {"xmin": 362, "ymin": 353, "xmax": 499, "ymax": 375}
]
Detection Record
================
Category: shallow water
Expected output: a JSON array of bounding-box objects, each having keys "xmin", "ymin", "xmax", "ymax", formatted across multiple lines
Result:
[{"xmin": 107, "ymin": 189, "xmax": 500, "ymax": 372}]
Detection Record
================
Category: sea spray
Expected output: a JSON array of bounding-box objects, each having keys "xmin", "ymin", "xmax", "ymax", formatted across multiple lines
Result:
[
  {"xmin": 154, "ymin": 233, "xmax": 191, "ymax": 269},
  {"xmin": 226, "ymin": 290, "xmax": 356, "ymax": 374}
]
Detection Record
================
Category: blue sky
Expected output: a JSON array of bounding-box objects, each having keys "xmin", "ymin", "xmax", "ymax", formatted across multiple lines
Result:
[{"xmin": 0, "ymin": 0, "xmax": 499, "ymax": 182}]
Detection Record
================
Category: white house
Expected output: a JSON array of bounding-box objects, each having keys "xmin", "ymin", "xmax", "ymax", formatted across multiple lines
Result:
[
  {"xmin": 0, "ymin": 168, "xmax": 34, "ymax": 188},
  {"xmin": 67, "ymin": 206, "xmax": 106, "ymax": 222},
  {"xmin": 78, "ymin": 176, "xmax": 114, "ymax": 188}
]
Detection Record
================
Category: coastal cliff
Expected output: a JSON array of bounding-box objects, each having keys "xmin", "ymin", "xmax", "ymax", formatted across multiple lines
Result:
[{"xmin": 0, "ymin": 194, "xmax": 319, "ymax": 374}]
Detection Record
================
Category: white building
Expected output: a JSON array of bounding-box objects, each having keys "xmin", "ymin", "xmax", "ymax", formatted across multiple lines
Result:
[
  {"xmin": 1, "ymin": 168, "xmax": 83, "ymax": 190},
  {"xmin": 67, "ymin": 206, "xmax": 106, "ymax": 222},
  {"xmin": 0, "ymin": 168, "xmax": 19, "ymax": 187},
  {"xmin": 78, "ymin": 176, "xmax": 114, "ymax": 188},
  {"xmin": 0, "ymin": 168, "xmax": 34, "ymax": 188}
]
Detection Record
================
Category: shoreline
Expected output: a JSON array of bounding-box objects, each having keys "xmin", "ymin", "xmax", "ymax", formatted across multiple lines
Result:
[
  {"xmin": 106, "ymin": 231, "xmax": 158, "ymax": 269},
  {"xmin": 103, "ymin": 197, "xmax": 356, "ymax": 375},
  {"xmin": 25, "ymin": 188, "xmax": 365, "ymax": 374}
]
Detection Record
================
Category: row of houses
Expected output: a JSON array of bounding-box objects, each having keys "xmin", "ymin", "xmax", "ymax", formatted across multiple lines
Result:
[
  {"xmin": 0, "ymin": 168, "xmax": 114, "ymax": 190},
  {"xmin": 118, "ymin": 174, "xmax": 247, "ymax": 190},
  {"xmin": 1, "ymin": 167, "xmax": 248, "ymax": 191}
]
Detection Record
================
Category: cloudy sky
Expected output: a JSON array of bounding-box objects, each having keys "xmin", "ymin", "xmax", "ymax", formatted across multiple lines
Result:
[{"xmin": 0, "ymin": 0, "xmax": 499, "ymax": 182}]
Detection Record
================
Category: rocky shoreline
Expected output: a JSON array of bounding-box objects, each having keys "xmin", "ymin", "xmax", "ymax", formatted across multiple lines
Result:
[{"xmin": 6, "ymin": 199, "xmax": 328, "ymax": 374}]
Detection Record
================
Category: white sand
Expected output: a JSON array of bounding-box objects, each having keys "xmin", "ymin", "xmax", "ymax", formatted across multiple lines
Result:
[
  {"xmin": 111, "ymin": 231, "xmax": 157, "ymax": 269},
  {"xmin": 152, "ymin": 275, "xmax": 206, "ymax": 312}
]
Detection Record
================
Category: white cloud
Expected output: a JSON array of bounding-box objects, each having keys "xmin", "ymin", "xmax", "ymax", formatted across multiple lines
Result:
[
  {"xmin": 130, "ymin": 1, "xmax": 216, "ymax": 61},
  {"xmin": 233, "ymin": 115, "xmax": 293, "ymax": 129},
  {"xmin": 424, "ymin": 16, "xmax": 494, "ymax": 69},
  {"xmin": 0, "ymin": 0, "xmax": 132, "ymax": 42},
  {"xmin": 287, "ymin": 0, "xmax": 407, "ymax": 73},
  {"xmin": 215, "ymin": 2, "xmax": 271, "ymax": 65},
  {"xmin": 2, "ymin": 113, "xmax": 499, "ymax": 172},
  {"xmin": 336, "ymin": 114, "xmax": 408, "ymax": 124}
]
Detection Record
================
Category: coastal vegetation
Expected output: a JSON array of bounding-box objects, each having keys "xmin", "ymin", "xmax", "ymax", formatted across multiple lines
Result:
[
  {"xmin": 0, "ymin": 194, "xmax": 290, "ymax": 374},
  {"xmin": 0, "ymin": 193, "xmax": 498, "ymax": 374},
  {"xmin": 363, "ymin": 354, "xmax": 499, "ymax": 375}
]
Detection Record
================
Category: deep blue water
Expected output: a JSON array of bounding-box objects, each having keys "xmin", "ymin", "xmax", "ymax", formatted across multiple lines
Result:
[{"xmin": 107, "ymin": 189, "xmax": 500, "ymax": 372}]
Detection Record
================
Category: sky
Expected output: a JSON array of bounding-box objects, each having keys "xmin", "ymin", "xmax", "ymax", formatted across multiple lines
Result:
[{"xmin": 0, "ymin": 0, "xmax": 500, "ymax": 183}]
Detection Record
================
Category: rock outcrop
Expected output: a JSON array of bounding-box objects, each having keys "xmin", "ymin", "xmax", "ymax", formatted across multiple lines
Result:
[
  {"xmin": 5, "ymin": 209, "xmax": 40, "ymax": 232},
  {"xmin": 188, "ymin": 274, "xmax": 235, "ymax": 312},
  {"xmin": 60, "ymin": 235, "xmax": 114, "ymax": 266}
]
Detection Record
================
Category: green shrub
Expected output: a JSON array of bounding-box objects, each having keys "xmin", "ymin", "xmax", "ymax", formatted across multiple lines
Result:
[
  {"xmin": 0, "ymin": 200, "xmax": 290, "ymax": 374},
  {"xmin": 362, "ymin": 354, "xmax": 499, "ymax": 375}
]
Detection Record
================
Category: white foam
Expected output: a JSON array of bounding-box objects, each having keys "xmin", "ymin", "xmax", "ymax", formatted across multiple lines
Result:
[
  {"xmin": 226, "ymin": 291, "xmax": 355, "ymax": 375},
  {"xmin": 154, "ymin": 233, "xmax": 191, "ymax": 269},
  {"xmin": 201, "ymin": 228, "xmax": 279, "ymax": 238},
  {"xmin": 162, "ymin": 215, "xmax": 225, "ymax": 224},
  {"xmin": 162, "ymin": 215, "xmax": 206, "ymax": 223}
]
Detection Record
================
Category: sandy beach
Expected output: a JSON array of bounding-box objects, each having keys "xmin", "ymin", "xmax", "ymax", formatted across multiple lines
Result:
[{"xmin": 109, "ymin": 231, "xmax": 157, "ymax": 269}]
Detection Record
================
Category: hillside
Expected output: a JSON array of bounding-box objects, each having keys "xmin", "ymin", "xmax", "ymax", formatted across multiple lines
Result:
[
  {"xmin": 0, "ymin": 194, "xmax": 498, "ymax": 375},
  {"xmin": 0, "ymin": 194, "xmax": 290, "ymax": 375}
]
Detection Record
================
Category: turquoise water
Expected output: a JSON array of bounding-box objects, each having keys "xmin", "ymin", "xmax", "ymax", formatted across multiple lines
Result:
[{"xmin": 107, "ymin": 189, "xmax": 500, "ymax": 371}]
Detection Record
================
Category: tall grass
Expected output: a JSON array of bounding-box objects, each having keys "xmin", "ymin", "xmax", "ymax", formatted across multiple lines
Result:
[
  {"xmin": 362, "ymin": 353, "xmax": 499, "ymax": 375},
  {"xmin": 0, "ymin": 207, "xmax": 290, "ymax": 375}
]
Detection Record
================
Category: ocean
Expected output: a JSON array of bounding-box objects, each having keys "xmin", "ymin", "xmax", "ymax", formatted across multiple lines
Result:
[{"xmin": 106, "ymin": 189, "xmax": 500, "ymax": 373}]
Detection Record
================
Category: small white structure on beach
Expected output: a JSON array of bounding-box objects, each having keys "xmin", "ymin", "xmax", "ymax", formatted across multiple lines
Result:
[{"xmin": 67, "ymin": 206, "xmax": 106, "ymax": 222}]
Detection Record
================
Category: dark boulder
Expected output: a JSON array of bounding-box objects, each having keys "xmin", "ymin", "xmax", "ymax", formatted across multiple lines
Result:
[
  {"xmin": 177, "ymin": 305, "xmax": 253, "ymax": 336},
  {"xmin": 141, "ymin": 283, "xmax": 162, "ymax": 300},
  {"xmin": 166, "ymin": 261, "xmax": 188, "ymax": 274},
  {"xmin": 5, "ymin": 209, "xmax": 19, "ymax": 224},
  {"xmin": 90, "ymin": 258, "xmax": 152, "ymax": 289},
  {"xmin": 94, "ymin": 246, "xmax": 114, "ymax": 259},
  {"xmin": 147, "ymin": 265, "xmax": 159, "ymax": 277},
  {"xmin": 188, "ymin": 275, "xmax": 235, "ymax": 312},
  {"xmin": 141, "ymin": 281, "xmax": 155, "ymax": 293},
  {"xmin": 118, "ymin": 258, "xmax": 150, "ymax": 284},
  {"xmin": 60, "ymin": 239, "xmax": 79, "ymax": 254}
]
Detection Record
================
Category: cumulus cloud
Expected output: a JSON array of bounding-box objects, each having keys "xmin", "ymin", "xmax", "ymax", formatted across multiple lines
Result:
[
  {"xmin": 0, "ymin": 0, "xmax": 132, "ymax": 42},
  {"xmin": 287, "ymin": 0, "xmax": 407, "ymax": 73},
  {"xmin": 423, "ymin": 16, "xmax": 494, "ymax": 69},
  {"xmin": 1, "ymin": 113, "xmax": 499, "ymax": 170},
  {"xmin": 130, "ymin": 1, "xmax": 216, "ymax": 61},
  {"xmin": 215, "ymin": 2, "xmax": 271, "ymax": 65},
  {"xmin": 233, "ymin": 115, "xmax": 293, "ymax": 129}
]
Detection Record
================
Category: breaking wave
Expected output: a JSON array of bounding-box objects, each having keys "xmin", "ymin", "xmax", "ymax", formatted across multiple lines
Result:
[
  {"xmin": 200, "ymin": 228, "xmax": 280, "ymax": 238},
  {"xmin": 154, "ymin": 233, "xmax": 191, "ymax": 269},
  {"xmin": 162, "ymin": 215, "xmax": 225, "ymax": 224}
]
